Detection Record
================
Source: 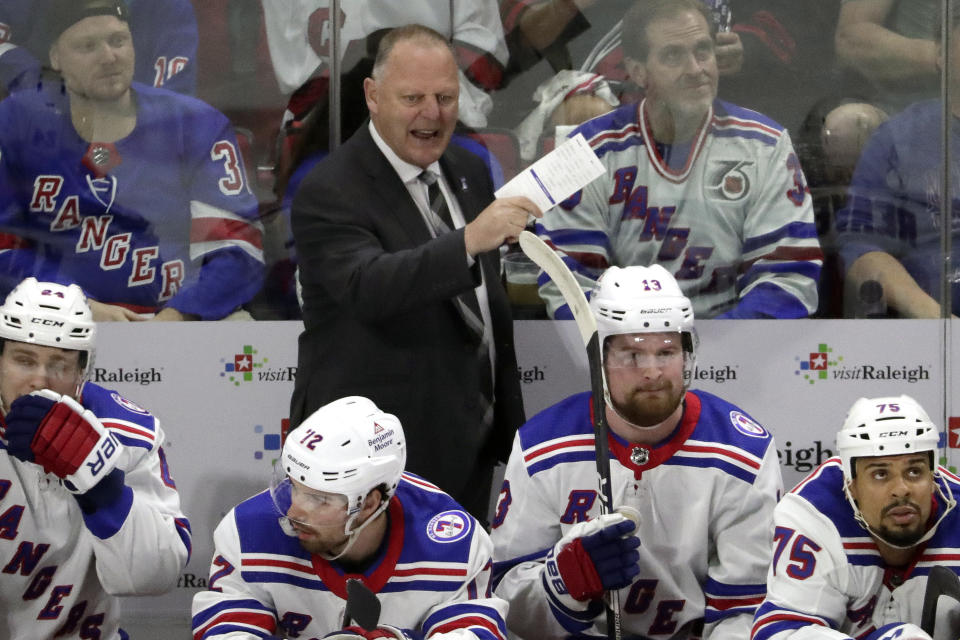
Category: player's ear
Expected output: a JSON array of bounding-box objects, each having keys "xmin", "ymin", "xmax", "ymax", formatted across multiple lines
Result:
[{"xmin": 361, "ymin": 487, "xmax": 384, "ymax": 516}]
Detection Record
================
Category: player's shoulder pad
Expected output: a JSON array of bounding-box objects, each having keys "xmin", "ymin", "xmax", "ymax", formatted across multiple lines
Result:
[
  {"xmin": 783, "ymin": 458, "xmax": 862, "ymax": 536},
  {"xmin": 689, "ymin": 389, "xmax": 773, "ymax": 455},
  {"xmin": 79, "ymin": 382, "xmax": 160, "ymax": 451},
  {"xmin": 395, "ymin": 479, "xmax": 478, "ymax": 557},
  {"xmin": 518, "ymin": 391, "xmax": 594, "ymax": 451}
]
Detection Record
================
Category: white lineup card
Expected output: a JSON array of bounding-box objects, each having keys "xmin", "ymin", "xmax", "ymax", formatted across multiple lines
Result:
[{"xmin": 495, "ymin": 133, "xmax": 605, "ymax": 213}]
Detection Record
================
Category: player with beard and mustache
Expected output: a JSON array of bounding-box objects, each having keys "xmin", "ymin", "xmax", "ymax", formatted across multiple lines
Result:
[
  {"xmin": 192, "ymin": 396, "xmax": 509, "ymax": 640},
  {"xmin": 491, "ymin": 264, "xmax": 783, "ymax": 640},
  {"xmin": 754, "ymin": 395, "xmax": 960, "ymax": 640}
]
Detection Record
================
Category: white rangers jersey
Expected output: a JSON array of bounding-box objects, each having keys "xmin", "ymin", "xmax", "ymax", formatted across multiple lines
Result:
[
  {"xmin": 0, "ymin": 382, "xmax": 191, "ymax": 640},
  {"xmin": 192, "ymin": 474, "xmax": 508, "ymax": 640},
  {"xmin": 753, "ymin": 459, "xmax": 960, "ymax": 640},
  {"xmin": 491, "ymin": 390, "xmax": 782, "ymax": 640},
  {"xmin": 536, "ymin": 99, "xmax": 823, "ymax": 319}
]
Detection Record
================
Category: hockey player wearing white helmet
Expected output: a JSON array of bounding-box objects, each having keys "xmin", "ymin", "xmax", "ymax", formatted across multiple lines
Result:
[
  {"xmin": 192, "ymin": 396, "xmax": 509, "ymax": 640},
  {"xmin": 754, "ymin": 395, "xmax": 960, "ymax": 640},
  {"xmin": 0, "ymin": 277, "xmax": 190, "ymax": 640},
  {"xmin": 491, "ymin": 264, "xmax": 782, "ymax": 640}
]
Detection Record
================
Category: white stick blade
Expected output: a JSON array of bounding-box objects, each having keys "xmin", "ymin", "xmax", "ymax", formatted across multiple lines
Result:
[{"xmin": 518, "ymin": 231, "xmax": 596, "ymax": 346}]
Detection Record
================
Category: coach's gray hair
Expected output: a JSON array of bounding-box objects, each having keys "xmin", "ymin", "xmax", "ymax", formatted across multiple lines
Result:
[
  {"xmin": 370, "ymin": 24, "xmax": 455, "ymax": 81},
  {"xmin": 622, "ymin": 0, "xmax": 717, "ymax": 62}
]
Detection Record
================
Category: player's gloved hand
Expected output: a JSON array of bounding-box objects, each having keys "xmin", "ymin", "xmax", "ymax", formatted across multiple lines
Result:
[
  {"xmin": 324, "ymin": 626, "xmax": 420, "ymax": 640},
  {"xmin": 865, "ymin": 623, "xmax": 932, "ymax": 640},
  {"xmin": 4, "ymin": 390, "xmax": 61, "ymax": 463},
  {"xmin": 544, "ymin": 512, "xmax": 640, "ymax": 607},
  {"xmin": 12, "ymin": 389, "xmax": 124, "ymax": 494}
]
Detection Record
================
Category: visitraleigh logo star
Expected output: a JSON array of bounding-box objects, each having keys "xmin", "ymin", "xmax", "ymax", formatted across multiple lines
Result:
[
  {"xmin": 220, "ymin": 344, "xmax": 267, "ymax": 385},
  {"xmin": 795, "ymin": 343, "xmax": 841, "ymax": 384}
]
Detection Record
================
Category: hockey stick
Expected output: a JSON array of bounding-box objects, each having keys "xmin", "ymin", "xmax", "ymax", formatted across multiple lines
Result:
[
  {"xmin": 518, "ymin": 230, "xmax": 622, "ymax": 640},
  {"xmin": 343, "ymin": 578, "xmax": 381, "ymax": 632},
  {"xmin": 921, "ymin": 565, "xmax": 960, "ymax": 638}
]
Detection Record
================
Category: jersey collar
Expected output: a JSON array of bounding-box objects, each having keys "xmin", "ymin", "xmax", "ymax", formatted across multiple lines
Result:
[{"xmin": 602, "ymin": 391, "xmax": 701, "ymax": 479}]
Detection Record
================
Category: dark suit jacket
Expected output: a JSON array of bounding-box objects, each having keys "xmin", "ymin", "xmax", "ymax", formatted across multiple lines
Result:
[{"xmin": 289, "ymin": 124, "xmax": 524, "ymax": 512}]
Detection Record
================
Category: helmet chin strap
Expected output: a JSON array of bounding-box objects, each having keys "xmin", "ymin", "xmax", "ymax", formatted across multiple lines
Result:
[
  {"xmin": 844, "ymin": 474, "xmax": 957, "ymax": 550},
  {"xmin": 280, "ymin": 498, "xmax": 392, "ymax": 562}
]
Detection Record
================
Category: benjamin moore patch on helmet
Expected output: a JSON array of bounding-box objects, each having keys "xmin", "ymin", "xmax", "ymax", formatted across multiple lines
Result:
[
  {"xmin": 427, "ymin": 510, "xmax": 472, "ymax": 543},
  {"xmin": 730, "ymin": 411, "xmax": 767, "ymax": 438}
]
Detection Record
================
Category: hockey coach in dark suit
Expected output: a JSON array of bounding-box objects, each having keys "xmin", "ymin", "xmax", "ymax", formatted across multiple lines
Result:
[{"xmin": 290, "ymin": 24, "xmax": 541, "ymax": 521}]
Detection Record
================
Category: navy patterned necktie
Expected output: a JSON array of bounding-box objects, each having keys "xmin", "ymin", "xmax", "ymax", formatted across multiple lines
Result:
[{"xmin": 419, "ymin": 170, "xmax": 494, "ymax": 429}]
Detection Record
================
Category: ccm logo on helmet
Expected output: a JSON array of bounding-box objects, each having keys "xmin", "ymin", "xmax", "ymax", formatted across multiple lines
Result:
[
  {"xmin": 878, "ymin": 431, "xmax": 910, "ymax": 438},
  {"xmin": 31, "ymin": 318, "xmax": 65, "ymax": 327}
]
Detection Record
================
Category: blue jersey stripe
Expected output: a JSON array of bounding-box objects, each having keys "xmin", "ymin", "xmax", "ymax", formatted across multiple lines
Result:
[
  {"xmin": 527, "ymin": 450, "xmax": 598, "ymax": 477},
  {"xmin": 662, "ymin": 456, "xmax": 758, "ymax": 484},
  {"xmin": 743, "ymin": 221, "xmax": 819, "ymax": 253}
]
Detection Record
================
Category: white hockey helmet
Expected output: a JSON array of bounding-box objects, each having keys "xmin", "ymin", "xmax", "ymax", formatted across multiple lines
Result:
[
  {"xmin": 271, "ymin": 396, "xmax": 405, "ymax": 557},
  {"xmin": 837, "ymin": 395, "xmax": 953, "ymax": 548},
  {"xmin": 589, "ymin": 265, "xmax": 698, "ymax": 387},
  {"xmin": 837, "ymin": 395, "xmax": 940, "ymax": 482},
  {"xmin": 0, "ymin": 278, "xmax": 96, "ymax": 379}
]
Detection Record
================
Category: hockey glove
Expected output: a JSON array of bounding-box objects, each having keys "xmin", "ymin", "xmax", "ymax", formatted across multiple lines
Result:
[
  {"xmin": 325, "ymin": 626, "xmax": 420, "ymax": 640},
  {"xmin": 17, "ymin": 389, "xmax": 124, "ymax": 494},
  {"xmin": 4, "ymin": 391, "xmax": 58, "ymax": 463},
  {"xmin": 545, "ymin": 512, "xmax": 640, "ymax": 607}
]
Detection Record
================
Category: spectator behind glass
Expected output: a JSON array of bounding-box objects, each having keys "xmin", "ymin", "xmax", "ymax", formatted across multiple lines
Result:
[
  {"xmin": 261, "ymin": 0, "xmax": 508, "ymax": 128},
  {"xmin": 535, "ymin": 0, "xmax": 823, "ymax": 319},
  {"xmin": 0, "ymin": 278, "xmax": 191, "ymax": 640},
  {"xmin": 289, "ymin": 25, "xmax": 540, "ymax": 521},
  {"xmin": 835, "ymin": 0, "xmax": 941, "ymax": 118},
  {"xmin": 0, "ymin": 0, "xmax": 198, "ymax": 97},
  {"xmin": 833, "ymin": 8, "xmax": 960, "ymax": 319},
  {"xmin": 810, "ymin": 0, "xmax": 942, "ymax": 192},
  {"xmin": 492, "ymin": 265, "xmax": 782, "ymax": 640},
  {"xmin": 497, "ymin": 0, "xmax": 842, "ymax": 160},
  {"xmin": 0, "ymin": 0, "xmax": 264, "ymax": 321},
  {"xmin": 192, "ymin": 396, "xmax": 508, "ymax": 640}
]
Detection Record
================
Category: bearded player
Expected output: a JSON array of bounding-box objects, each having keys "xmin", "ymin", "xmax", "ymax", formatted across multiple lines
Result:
[
  {"xmin": 192, "ymin": 395, "xmax": 508, "ymax": 640},
  {"xmin": 753, "ymin": 395, "xmax": 960, "ymax": 640},
  {"xmin": 491, "ymin": 264, "xmax": 782, "ymax": 640}
]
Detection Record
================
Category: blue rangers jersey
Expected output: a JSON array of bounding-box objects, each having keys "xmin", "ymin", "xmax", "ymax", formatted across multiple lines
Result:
[
  {"xmin": 0, "ymin": 80, "xmax": 264, "ymax": 319},
  {"xmin": 192, "ymin": 474, "xmax": 508, "ymax": 640},
  {"xmin": 753, "ymin": 459, "xmax": 960, "ymax": 640},
  {"xmin": 491, "ymin": 390, "xmax": 782, "ymax": 640},
  {"xmin": 0, "ymin": 382, "xmax": 192, "ymax": 640},
  {"xmin": 536, "ymin": 99, "xmax": 822, "ymax": 319},
  {"xmin": 835, "ymin": 100, "xmax": 960, "ymax": 317}
]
